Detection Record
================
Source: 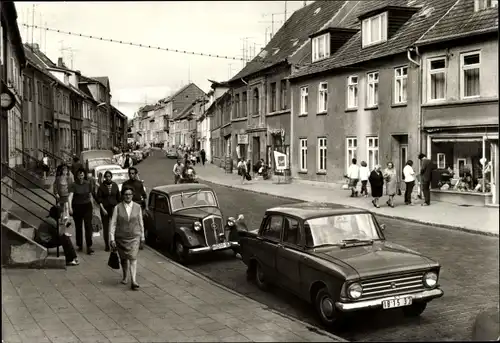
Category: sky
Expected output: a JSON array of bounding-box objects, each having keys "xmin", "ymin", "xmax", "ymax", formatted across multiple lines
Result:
[{"xmin": 15, "ymin": 1, "xmax": 307, "ymax": 118}]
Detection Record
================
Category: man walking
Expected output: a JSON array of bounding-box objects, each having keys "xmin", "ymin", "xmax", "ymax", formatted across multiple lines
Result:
[
  {"xmin": 173, "ymin": 159, "xmax": 184, "ymax": 184},
  {"xmin": 418, "ymin": 153, "xmax": 434, "ymax": 206},
  {"xmin": 347, "ymin": 158, "xmax": 360, "ymax": 197},
  {"xmin": 200, "ymin": 149, "xmax": 206, "ymax": 166},
  {"xmin": 122, "ymin": 167, "xmax": 147, "ymax": 209}
]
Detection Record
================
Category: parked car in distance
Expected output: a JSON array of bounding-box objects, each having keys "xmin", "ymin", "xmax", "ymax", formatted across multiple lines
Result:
[
  {"xmin": 95, "ymin": 168, "xmax": 141, "ymax": 192},
  {"xmin": 239, "ymin": 202, "xmax": 444, "ymax": 327},
  {"xmin": 143, "ymin": 183, "xmax": 240, "ymax": 263},
  {"xmin": 132, "ymin": 150, "xmax": 143, "ymax": 164},
  {"xmin": 165, "ymin": 148, "xmax": 178, "ymax": 159},
  {"xmin": 80, "ymin": 150, "xmax": 114, "ymax": 172}
]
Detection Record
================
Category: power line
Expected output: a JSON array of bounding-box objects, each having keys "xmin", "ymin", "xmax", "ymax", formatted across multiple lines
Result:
[{"xmin": 20, "ymin": 23, "xmax": 247, "ymax": 62}]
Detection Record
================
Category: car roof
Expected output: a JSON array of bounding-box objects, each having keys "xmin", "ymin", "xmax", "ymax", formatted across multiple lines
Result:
[
  {"xmin": 266, "ymin": 202, "xmax": 369, "ymax": 220},
  {"xmin": 152, "ymin": 183, "xmax": 213, "ymax": 195},
  {"xmin": 95, "ymin": 164, "xmax": 122, "ymax": 170}
]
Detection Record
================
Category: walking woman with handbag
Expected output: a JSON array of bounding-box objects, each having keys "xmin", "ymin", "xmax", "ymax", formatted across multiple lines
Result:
[
  {"xmin": 96, "ymin": 170, "xmax": 121, "ymax": 252},
  {"xmin": 109, "ymin": 186, "xmax": 145, "ymax": 290},
  {"xmin": 53, "ymin": 164, "xmax": 74, "ymax": 219}
]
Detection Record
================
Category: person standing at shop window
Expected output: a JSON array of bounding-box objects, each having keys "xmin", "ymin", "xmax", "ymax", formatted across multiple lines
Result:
[{"xmin": 403, "ymin": 160, "xmax": 416, "ymax": 205}]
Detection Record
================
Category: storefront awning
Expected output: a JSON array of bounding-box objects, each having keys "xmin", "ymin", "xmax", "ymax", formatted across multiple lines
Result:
[{"xmin": 432, "ymin": 137, "xmax": 483, "ymax": 143}]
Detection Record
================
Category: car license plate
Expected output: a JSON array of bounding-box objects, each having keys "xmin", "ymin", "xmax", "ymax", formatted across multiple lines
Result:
[
  {"xmin": 382, "ymin": 296, "xmax": 413, "ymax": 309},
  {"xmin": 212, "ymin": 242, "xmax": 230, "ymax": 250}
]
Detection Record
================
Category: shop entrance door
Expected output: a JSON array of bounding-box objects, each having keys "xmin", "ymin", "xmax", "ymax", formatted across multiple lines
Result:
[{"xmin": 253, "ymin": 137, "xmax": 260, "ymax": 165}]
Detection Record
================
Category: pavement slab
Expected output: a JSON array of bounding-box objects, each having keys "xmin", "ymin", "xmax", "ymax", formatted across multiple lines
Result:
[{"xmin": 2, "ymin": 242, "xmax": 346, "ymax": 343}]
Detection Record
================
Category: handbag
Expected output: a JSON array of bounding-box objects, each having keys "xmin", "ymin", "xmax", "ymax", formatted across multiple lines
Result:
[
  {"xmin": 108, "ymin": 250, "xmax": 120, "ymax": 269},
  {"xmin": 245, "ymin": 173, "xmax": 252, "ymax": 181}
]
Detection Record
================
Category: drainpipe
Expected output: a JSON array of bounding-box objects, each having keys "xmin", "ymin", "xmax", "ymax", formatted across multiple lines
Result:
[{"xmin": 407, "ymin": 46, "xmax": 422, "ymax": 160}]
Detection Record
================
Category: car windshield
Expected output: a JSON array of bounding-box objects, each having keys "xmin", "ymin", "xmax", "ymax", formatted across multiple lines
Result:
[
  {"xmin": 170, "ymin": 191, "xmax": 217, "ymax": 212},
  {"xmin": 304, "ymin": 213, "xmax": 381, "ymax": 247},
  {"xmin": 111, "ymin": 171, "xmax": 129, "ymax": 184}
]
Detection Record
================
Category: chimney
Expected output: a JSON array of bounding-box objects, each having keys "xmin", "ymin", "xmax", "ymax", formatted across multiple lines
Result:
[{"xmin": 57, "ymin": 57, "xmax": 64, "ymax": 68}]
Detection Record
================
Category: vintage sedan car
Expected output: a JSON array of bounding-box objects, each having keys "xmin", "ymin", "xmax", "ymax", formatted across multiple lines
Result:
[
  {"xmin": 143, "ymin": 183, "xmax": 239, "ymax": 263},
  {"xmin": 240, "ymin": 202, "xmax": 444, "ymax": 327},
  {"xmin": 132, "ymin": 150, "xmax": 143, "ymax": 164},
  {"xmin": 165, "ymin": 148, "xmax": 178, "ymax": 159}
]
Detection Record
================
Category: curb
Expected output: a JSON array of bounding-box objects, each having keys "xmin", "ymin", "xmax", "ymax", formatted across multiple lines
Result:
[
  {"xmin": 199, "ymin": 177, "xmax": 499, "ymax": 238},
  {"xmin": 145, "ymin": 245, "xmax": 347, "ymax": 342}
]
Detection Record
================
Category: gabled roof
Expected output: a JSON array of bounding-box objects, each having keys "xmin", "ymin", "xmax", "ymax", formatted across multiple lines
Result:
[
  {"xmin": 111, "ymin": 104, "xmax": 127, "ymax": 119},
  {"xmin": 229, "ymin": 0, "xmax": 351, "ymax": 82},
  {"xmin": 174, "ymin": 102, "xmax": 196, "ymax": 121},
  {"xmin": 90, "ymin": 76, "xmax": 110, "ymax": 89},
  {"xmin": 416, "ymin": 0, "xmax": 498, "ymax": 45},
  {"xmin": 290, "ymin": 0, "xmax": 458, "ymax": 80},
  {"xmin": 23, "ymin": 45, "xmax": 73, "ymax": 91},
  {"xmin": 159, "ymin": 83, "xmax": 206, "ymax": 103}
]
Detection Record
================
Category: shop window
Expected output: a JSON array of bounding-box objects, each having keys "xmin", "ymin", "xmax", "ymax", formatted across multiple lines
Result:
[
  {"xmin": 299, "ymin": 138, "xmax": 307, "ymax": 172},
  {"xmin": 428, "ymin": 57, "xmax": 446, "ymax": 101},
  {"xmin": 347, "ymin": 76, "xmax": 358, "ymax": 109},
  {"xmin": 346, "ymin": 138, "xmax": 357, "ymax": 170},
  {"xmin": 461, "ymin": 52, "xmax": 480, "ymax": 99},
  {"xmin": 366, "ymin": 72, "xmax": 379, "ymax": 107},
  {"xmin": 367, "ymin": 137, "xmax": 379, "ymax": 171}
]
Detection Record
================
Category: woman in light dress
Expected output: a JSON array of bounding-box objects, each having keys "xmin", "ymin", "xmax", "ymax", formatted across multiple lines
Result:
[
  {"xmin": 109, "ymin": 186, "xmax": 145, "ymax": 290},
  {"xmin": 53, "ymin": 163, "xmax": 74, "ymax": 219},
  {"xmin": 383, "ymin": 162, "xmax": 398, "ymax": 208}
]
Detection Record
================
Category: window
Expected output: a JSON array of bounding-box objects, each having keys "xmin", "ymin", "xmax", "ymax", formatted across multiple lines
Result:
[
  {"xmin": 241, "ymin": 91, "xmax": 247, "ymax": 117},
  {"xmin": 252, "ymin": 88, "xmax": 259, "ymax": 115},
  {"xmin": 283, "ymin": 217, "xmax": 300, "ymax": 245},
  {"xmin": 347, "ymin": 76, "xmax": 358, "ymax": 108},
  {"xmin": 280, "ymin": 80, "xmax": 287, "ymax": 110},
  {"xmin": 461, "ymin": 52, "xmax": 480, "ymax": 98},
  {"xmin": 428, "ymin": 57, "xmax": 446, "ymax": 101},
  {"xmin": 261, "ymin": 215, "xmax": 283, "ymax": 240},
  {"xmin": 155, "ymin": 194, "xmax": 170, "ymax": 212},
  {"xmin": 317, "ymin": 137, "xmax": 327, "ymax": 172},
  {"xmin": 299, "ymin": 138, "xmax": 307, "ymax": 172},
  {"xmin": 362, "ymin": 12, "xmax": 387, "ymax": 47},
  {"xmin": 270, "ymin": 82, "xmax": 277, "ymax": 112},
  {"xmin": 300, "ymin": 86, "xmax": 309, "ymax": 115},
  {"xmin": 366, "ymin": 72, "xmax": 379, "ymax": 107},
  {"xmin": 346, "ymin": 138, "xmax": 357, "ymax": 170},
  {"xmin": 474, "ymin": 0, "xmax": 498, "ymax": 11},
  {"xmin": 312, "ymin": 34, "xmax": 330, "ymax": 62},
  {"xmin": 28, "ymin": 78, "xmax": 32, "ymax": 101},
  {"xmin": 318, "ymin": 82, "xmax": 328, "ymax": 113},
  {"xmin": 23, "ymin": 77, "xmax": 27, "ymax": 100},
  {"xmin": 394, "ymin": 66, "xmax": 408, "ymax": 104},
  {"xmin": 234, "ymin": 93, "xmax": 240, "ymax": 118},
  {"xmin": 367, "ymin": 137, "xmax": 379, "ymax": 171},
  {"xmin": 37, "ymin": 81, "xmax": 42, "ymax": 104},
  {"xmin": 437, "ymin": 153, "xmax": 446, "ymax": 169}
]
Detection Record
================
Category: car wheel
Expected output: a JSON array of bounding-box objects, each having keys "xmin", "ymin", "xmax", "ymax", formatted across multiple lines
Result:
[
  {"xmin": 402, "ymin": 302, "xmax": 427, "ymax": 317},
  {"xmin": 255, "ymin": 262, "xmax": 269, "ymax": 291},
  {"xmin": 315, "ymin": 287, "xmax": 341, "ymax": 327},
  {"xmin": 174, "ymin": 237, "xmax": 188, "ymax": 264}
]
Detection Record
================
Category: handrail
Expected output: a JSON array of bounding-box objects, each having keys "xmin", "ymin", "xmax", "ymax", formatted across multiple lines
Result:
[
  {"xmin": 2, "ymin": 172, "xmax": 55, "ymax": 209},
  {"xmin": 40, "ymin": 149, "xmax": 64, "ymax": 163},
  {"xmin": 1, "ymin": 192, "xmax": 60, "ymax": 257},
  {"xmin": 1, "ymin": 162, "xmax": 57, "ymax": 203},
  {"xmin": 60, "ymin": 150, "xmax": 73, "ymax": 159},
  {"xmin": 15, "ymin": 148, "xmax": 43, "ymax": 173},
  {"xmin": 2, "ymin": 181, "xmax": 51, "ymax": 216}
]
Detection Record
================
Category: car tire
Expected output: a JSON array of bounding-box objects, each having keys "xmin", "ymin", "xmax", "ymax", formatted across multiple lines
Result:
[
  {"xmin": 315, "ymin": 287, "xmax": 342, "ymax": 327},
  {"xmin": 255, "ymin": 262, "xmax": 270, "ymax": 291},
  {"xmin": 174, "ymin": 236, "xmax": 189, "ymax": 264},
  {"xmin": 402, "ymin": 302, "xmax": 427, "ymax": 317}
]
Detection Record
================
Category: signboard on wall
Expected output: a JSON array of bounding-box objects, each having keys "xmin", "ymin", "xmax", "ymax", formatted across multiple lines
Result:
[
  {"xmin": 274, "ymin": 151, "xmax": 287, "ymax": 171},
  {"xmin": 237, "ymin": 134, "xmax": 248, "ymax": 145}
]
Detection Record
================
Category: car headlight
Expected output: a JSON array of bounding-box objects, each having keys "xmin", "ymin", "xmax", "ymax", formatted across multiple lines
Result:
[
  {"xmin": 347, "ymin": 283, "xmax": 363, "ymax": 299},
  {"xmin": 193, "ymin": 222, "xmax": 202, "ymax": 231},
  {"xmin": 423, "ymin": 271, "xmax": 438, "ymax": 288}
]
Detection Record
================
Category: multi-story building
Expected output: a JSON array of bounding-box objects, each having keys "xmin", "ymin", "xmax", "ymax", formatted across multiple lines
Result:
[
  {"xmin": 197, "ymin": 90, "xmax": 214, "ymax": 162},
  {"xmin": 225, "ymin": 1, "xmax": 357, "ymax": 172},
  {"xmin": 209, "ymin": 88, "xmax": 232, "ymax": 167},
  {"xmin": 1, "ymin": 1, "xmax": 26, "ymax": 168},
  {"xmin": 80, "ymin": 83, "xmax": 98, "ymax": 151},
  {"xmin": 415, "ymin": 0, "xmax": 498, "ymax": 206},
  {"xmin": 111, "ymin": 105, "xmax": 127, "ymax": 149}
]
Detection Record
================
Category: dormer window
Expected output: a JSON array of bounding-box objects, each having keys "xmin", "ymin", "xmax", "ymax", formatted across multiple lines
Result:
[
  {"xmin": 474, "ymin": 0, "xmax": 498, "ymax": 11},
  {"xmin": 312, "ymin": 34, "xmax": 330, "ymax": 62},
  {"xmin": 362, "ymin": 12, "xmax": 388, "ymax": 48}
]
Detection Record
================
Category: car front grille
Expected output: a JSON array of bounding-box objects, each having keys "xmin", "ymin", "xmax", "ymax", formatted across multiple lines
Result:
[
  {"xmin": 202, "ymin": 215, "xmax": 224, "ymax": 246},
  {"xmin": 360, "ymin": 271, "xmax": 426, "ymax": 300}
]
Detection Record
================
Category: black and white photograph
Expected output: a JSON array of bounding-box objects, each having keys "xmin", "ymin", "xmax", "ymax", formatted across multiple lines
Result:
[{"xmin": 1, "ymin": 1, "xmax": 498, "ymax": 342}]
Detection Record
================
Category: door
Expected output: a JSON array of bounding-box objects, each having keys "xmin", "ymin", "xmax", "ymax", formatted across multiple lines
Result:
[
  {"xmin": 154, "ymin": 194, "xmax": 174, "ymax": 242},
  {"xmin": 257, "ymin": 215, "xmax": 283, "ymax": 279},
  {"xmin": 276, "ymin": 216, "xmax": 302, "ymax": 294},
  {"xmin": 253, "ymin": 137, "xmax": 260, "ymax": 165}
]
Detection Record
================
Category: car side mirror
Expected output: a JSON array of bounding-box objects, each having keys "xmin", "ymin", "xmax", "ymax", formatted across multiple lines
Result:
[{"xmin": 380, "ymin": 224, "xmax": 386, "ymax": 231}]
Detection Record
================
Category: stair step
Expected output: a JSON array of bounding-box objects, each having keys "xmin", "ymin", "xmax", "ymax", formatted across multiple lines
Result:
[
  {"xmin": 6, "ymin": 220, "xmax": 21, "ymax": 232},
  {"xmin": 19, "ymin": 227, "xmax": 35, "ymax": 240}
]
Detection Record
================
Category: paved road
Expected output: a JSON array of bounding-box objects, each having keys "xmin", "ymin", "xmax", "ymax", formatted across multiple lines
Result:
[{"xmin": 136, "ymin": 154, "xmax": 499, "ymax": 342}]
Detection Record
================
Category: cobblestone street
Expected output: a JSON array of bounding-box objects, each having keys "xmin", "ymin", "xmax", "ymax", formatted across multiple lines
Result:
[{"xmin": 138, "ymin": 154, "xmax": 499, "ymax": 341}]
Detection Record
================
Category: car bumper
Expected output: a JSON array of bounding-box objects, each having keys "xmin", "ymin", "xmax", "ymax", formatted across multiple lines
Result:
[
  {"xmin": 335, "ymin": 288, "xmax": 444, "ymax": 312},
  {"xmin": 187, "ymin": 241, "xmax": 240, "ymax": 255}
]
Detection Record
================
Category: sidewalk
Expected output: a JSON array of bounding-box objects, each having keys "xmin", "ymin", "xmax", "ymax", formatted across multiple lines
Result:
[
  {"xmin": 2, "ymin": 245, "xmax": 345, "ymax": 343},
  {"xmin": 195, "ymin": 164, "xmax": 499, "ymax": 236}
]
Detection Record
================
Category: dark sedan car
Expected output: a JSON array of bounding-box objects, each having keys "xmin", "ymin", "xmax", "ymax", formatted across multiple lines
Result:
[
  {"xmin": 239, "ymin": 202, "xmax": 444, "ymax": 327},
  {"xmin": 143, "ymin": 184, "xmax": 239, "ymax": 263}
]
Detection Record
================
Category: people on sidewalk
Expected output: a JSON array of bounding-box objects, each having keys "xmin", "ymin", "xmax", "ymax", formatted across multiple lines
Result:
[
  {"xmin": 347, "ymin": 158, "xmax": 360, "ymax": 197},
  {"xmin": 42, "ymin": 154, "xmax": 50, "ymax": 180},
  {"xmin": 53, "ymin": 164, "xmax": 74, "ymax": 219},
  {"xmin": 109, "ymin": 186, "xmax": 145, "ymax": 290},
  {"xmin": 68, "ymin": 167, "xmax": 95, "ymax": 255},
  {"xmin": 200, "ymin": 149, "xmax": 206, "ymax": 165},
  {"xmin": 96, "ymin": 170, "xmax": 121, "ymax": 252},
  {"xmin": 383, "ymin": 162, "xmax": 398, "ymax": 208},
  {"xmin": 122, "ymin": 167, "xmax": 147, "ymax": 209},
  {"xmin": 173, "ymin": 159, "xmax": 184, "ymax": 184},
  {"xmin": 359, "ymin": 161, "xmax": 370, "ymax": 197},
  {"xmin": 369, "ymin": 165, "xmax": 384, "ymax": 208},
  {"xmin": 403, "ymin": 160, "xmax": 416, "ymax": 205},
  {"xmin": 418, "ymin": 153, "xmax": 434, "ymax": 206},
  {"xmin": 34, "ymin": 206, "xmax": 79, "ymax": 266},
  {"xmin": 237, "ymin": 159, "xmax": 248, "ymax": 184}
]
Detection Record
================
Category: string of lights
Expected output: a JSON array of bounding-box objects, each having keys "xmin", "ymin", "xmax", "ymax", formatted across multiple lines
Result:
[{"xmin": 20, "ymin": 23, "xmax": 249, "ymax": 62}]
